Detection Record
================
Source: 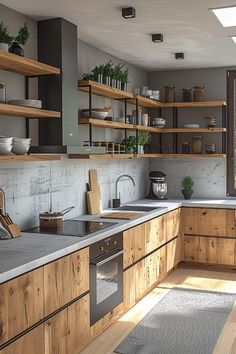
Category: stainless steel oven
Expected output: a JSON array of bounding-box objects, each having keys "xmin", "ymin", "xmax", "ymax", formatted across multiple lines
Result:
[{"xmin": 90, "ymin": 233, "xmax": 123, "ymax": 326}]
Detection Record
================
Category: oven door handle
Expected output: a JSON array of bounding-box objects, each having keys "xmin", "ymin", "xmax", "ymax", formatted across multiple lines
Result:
[{"xmin": 90, "ymin": 249, "xmax": 124, "ymax": 267}]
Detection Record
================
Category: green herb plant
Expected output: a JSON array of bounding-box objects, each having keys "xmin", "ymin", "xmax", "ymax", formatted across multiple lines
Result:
[
  {"xmin": 15, "ymin": 23, "xmax": 30, "ymax": 45},
  {"xmin": 181, "ymin": 176, "xmax": 194, "ymax": 190},
  {"xmin": 0, "ymin": 21, "xmax": 13, "ymax": 44}
]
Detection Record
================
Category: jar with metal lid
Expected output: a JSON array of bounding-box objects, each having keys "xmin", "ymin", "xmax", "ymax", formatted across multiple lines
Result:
[
  {"xmin": 164, "ymin": 86, "xmax": 175, "ymax": 103},
  {"xmin": 193, "ymin": 86, "xmax": 205, "ymax": 102},
  {"xmin": 0, "ymin": 82, "xmax": 6, "ymax": 102},
  {"xmin": 182, "ymin": 88, "xmax": 192, "ymax": 102},
  {"xmin": 181, "ymin": 141, "xmax": 191, "ymax": 154},
  {"xmin": 192, "ymin": 136, "xmax": 203, "ymax": 154}
]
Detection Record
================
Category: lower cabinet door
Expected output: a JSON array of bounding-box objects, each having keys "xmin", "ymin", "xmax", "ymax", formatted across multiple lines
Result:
[
  {"xmin": 0, "ymin": 294, "xmax": 90, "ymax": 354},
  {"xmin": 184, "ymin": 235, "xmax": 236, "ymax": 266},
  {"xmin": 166, "ymin": 237, "xmax": 182, "ymax": 272},
  {"xmin": 123, "ymin": 266, "xmax": 136, "ymax": 311},
  {"xmin": 0, "ymin": 326, "xmax": 44, "ymax": 354},
  {"xmin": 146, "ymin": 250, "xmax": 160, "ymax": 290}
]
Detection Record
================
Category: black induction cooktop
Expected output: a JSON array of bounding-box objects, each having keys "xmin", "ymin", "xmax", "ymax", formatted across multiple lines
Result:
[{"xmin": 24, "ymin": 220, "xmax": 117, "ymax": 237}]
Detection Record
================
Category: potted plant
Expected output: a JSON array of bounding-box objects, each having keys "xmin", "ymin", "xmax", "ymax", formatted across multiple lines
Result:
[
  {"xmin": 103, "ymin": 61, "xmax": 114, "ymax": 86},
  {"xmin": 0, "ymin": 22, "xmax": 13, "ymax": 52},
  {"xmin": 121, "ymin": 67, "xmax": 129, "ymax": 91},
  {"xmin": 121, "ymin": 136, "xmax": 136, "ymax": 153},
  {"xmin": 181, "ymin": 176, "xmax": 194, "ymax": 199},
  {"xmin": 9, "ymin": 23, "xmax": 30, "ymax": 56},
  {"xmin": 137, "ymin": 132, "xmax": 150, "ymax": 154}
]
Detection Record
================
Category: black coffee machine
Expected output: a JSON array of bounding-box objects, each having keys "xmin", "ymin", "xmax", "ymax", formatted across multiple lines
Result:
[{"xmin": 146, "ymin": 171, "xmax": 168, "ymax": 200}]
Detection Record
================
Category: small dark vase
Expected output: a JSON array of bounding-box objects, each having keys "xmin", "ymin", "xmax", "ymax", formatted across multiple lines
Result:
[
  {"xmin": 9, "ymin": 41, "xmax": 24, "ymax": 57},
  {"xmin": 182, "ymin": 189, "xmax": 193, "ymax": 200}
]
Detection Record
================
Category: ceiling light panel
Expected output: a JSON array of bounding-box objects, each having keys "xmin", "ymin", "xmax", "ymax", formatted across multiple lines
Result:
[{"xmin": 211, "ymin": 6, "xmax": 236, "ymax": 27}]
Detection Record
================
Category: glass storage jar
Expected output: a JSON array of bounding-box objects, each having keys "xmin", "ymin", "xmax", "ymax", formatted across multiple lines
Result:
[
  {"xmin": 0, "ymin": 82, "xmax": 6, "ymax": 102},
  {"xmin": 181, "ymin": 141, "xmax": 191, "ymax": 154},
  {"xmin": 164, "ymin": 86, "xmax": 175, "ymax": 103},
  {"xmin": 192, "ymin": 136, "xmax": 203, "ymax": 154},
  {"xmin": 182, "ymin": 88, "xmax": 192, "ymax": 102},
  {"xmin": 193, "ymin": 86, "xmax": 205, "ymax": 102}
]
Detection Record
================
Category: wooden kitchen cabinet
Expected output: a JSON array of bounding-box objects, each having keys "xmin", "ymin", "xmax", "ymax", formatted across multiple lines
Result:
[
  {"xmin": 145, "ymin": 216, "xmax": 164, "ymax": 253},
  {"xmin": 44, "ymin": 247, "xmax": 89, "ymax": 316},
  {"xmin": 0, "ymin": 267, "xmax": 44, "ymax": 345},
  {"xmin": 123, "ymin": 223, "xmax": 146, "ymax": 268},
  {"xmin": 0, "ymin": 294, "xmax": 90, "ymax": 354},
  {"xmin": 146, "ymin": 249, "xmax": 160, "ymax": 290},
  {"xmin": 163, "ymin": 208, "xmax": 181, "ymax": 243},
  {"xmin": 184, "ymin": 235, "xmax": 236, "ymax": 266},
  {"xmin": 123, "ymin": 266, "xmax": 136, "ymax": 311},
  {"xmin": 166, "ymin": 236, "xmax": 182, "ymax": 272},
  {"xmin": 183, "ymin": 207, "xmax": 236, "ymax": 237}
]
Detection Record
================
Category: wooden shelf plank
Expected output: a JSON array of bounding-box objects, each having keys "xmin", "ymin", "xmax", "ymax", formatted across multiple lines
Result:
[
  {"xmin": 0, "ymin": 103, "xmax": 60, "ymax": 119},
  {"xmin": 0, "ymin": 50, "xmax": 60, "ymax": 76},
  {"xmin": 79, "ymin": 118, "xmax": 135, "ymax": 130},
  {"xmin": 0, "ymin": 154, "xmax": 61, "ymax": 162},
  {"xmin": 161, "ymin": 101, "xmax": 226, "ymax": 108},
  {"xmin": 78, "ymin": 80, "xmax": 133, "ymax": 99},
  {"xmin": 135, "ymin": 126, "xmax": 227, "ymax": 133},
  {"xmin": 69, "ymin": 153, "xmax": 134, "ymax": 160},
  {"xmin": 135, "ymin": 153, "xmax": 226, "ymax": 158},
  {"xmin": 128, "ymin": 96, "xmax": 162, "ymax": 108}
]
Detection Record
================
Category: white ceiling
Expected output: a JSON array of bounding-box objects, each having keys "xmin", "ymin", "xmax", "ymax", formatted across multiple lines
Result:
[{"xmin": 2, "ymin": 0, "xmax": 236, "ymax": 71}]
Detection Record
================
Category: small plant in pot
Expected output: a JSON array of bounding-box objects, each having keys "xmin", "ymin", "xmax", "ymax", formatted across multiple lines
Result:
[
  {"xmin": 181, "ymin": 176, "xmax": 194, "ymax": 200},
  {"xmin": 137, "ymin": 132, "xmax": 150, "ymax": 154},
  {"xmin": 121, "ymin": 136, "xmax": 136, "ymax": 153},
  {"xmin": 0, "ymin": 22, "xmax": 14, "ymax": 52},
  {"xmin": 9, "ymin": 23, "xmax": 30, "ymax": 57}
]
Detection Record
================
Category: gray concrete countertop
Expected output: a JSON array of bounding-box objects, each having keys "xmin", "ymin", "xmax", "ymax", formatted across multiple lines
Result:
[{"xmin": 0, "ymin": 198, "xmax": 236, "ymax": 284}]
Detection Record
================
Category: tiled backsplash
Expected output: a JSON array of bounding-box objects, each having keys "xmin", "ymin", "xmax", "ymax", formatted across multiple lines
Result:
[
  {"xmin": 1, "ymin": 158, "xmax": 149, "ymax": 229},
  {"xmin": 150, "ymin": 158, "xmax": 226, "ymax": 199}
]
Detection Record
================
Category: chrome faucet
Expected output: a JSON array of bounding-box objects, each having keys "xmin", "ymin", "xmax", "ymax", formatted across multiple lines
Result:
[{"xmin": 115, "ymin": 174, "xmax": 136, "ymax": 201}]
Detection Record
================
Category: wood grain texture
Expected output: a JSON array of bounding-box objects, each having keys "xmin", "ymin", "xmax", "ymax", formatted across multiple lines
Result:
[
  {"xmin": 0, "ymin": 50, "xmax": 60, "ymax": 76},
  {"xmin": 135, "ymin": 153, "xmax": 226, "ymax": 158},
  {"xmin": 78, "ymin": 80, "xmax": 133, "ymax": 99},
  {"xmin": 145, "ymin": 250, "xmax": 160, "ymax": 290},
  {"xmin": 0, "ymin": 155, "xmax": 61, "ymax": 162},
  {"xmin": 183, "ymin": 207, "xmax": 236, "ymax": 237},
  {"xmin": 45, "ymin": 294, "xmax": 90, "ymax": 354},
  {"xmin": 145, "ymin": 216, "xmax": 163, "ymax": 253},
  {"xmin": 167, "ymin": 236, "xmax": 182, "ymax": 272},
  {"xmin": 79, "ymin": 118, "xmax": 135, "ymax": 130},
  {"xmin": 43, "ymin": 248, "xmax": 89, "ymax": 316},
  {"xmin": 184, "ymin": 235, "xmax": 236, "ymax": 266},
  {"xmin": 0, "ymin": 325, "xmax": 44, "ymax": 354},
  {"xmin": 135, "ymin": 126, "xmax": 226, "ymax": 133},
  {"xmin": 0, "ymin": 103, "xmax": 60, "ymax": 119},
  {"xmin": 101, "ymin": 212, "xmax": 143, "ymax": 220},
  {"xmin": 86, "ymin": 191, "xmax": 101, "ymax": 215},
  {"xmin": 0, "ymin": 268, "xmax": 44, "ymax": 345},
  {"xmin": 68, "ymin": 154, "xmax": 134, "ymax": 160},
  {"xmin": 123, "ymin": 223, "xmax": 146, "ymax": 268},
  {"xmin": 163, "ymin": 208, "xmax": 181, "ymax": 243}
]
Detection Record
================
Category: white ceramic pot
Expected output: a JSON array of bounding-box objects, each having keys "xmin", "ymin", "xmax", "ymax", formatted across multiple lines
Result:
[
  {"xmin": 0, "ymin": 43, "xmax": 9, "ymax": 52},
  {"xmin": 138, "ymin": 145, "xmax": 144, "ymax": 154}
]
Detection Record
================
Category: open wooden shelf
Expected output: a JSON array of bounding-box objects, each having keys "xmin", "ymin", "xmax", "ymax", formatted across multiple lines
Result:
[
  {"xmin": 135, "ymin": 126, "xmax": 227, "ymax": 133},
  {"xmin": 161, "ymin": 101, "xmax": 227, "ymax": 108},
  {"xmin": 0, "ymin": 50, "xmax": 60, "ymax": 76},
  {"xmin": 0, "ymin": 103, "xmax": 60, "ymax": 119},
  {"xmin": 78, "ymin": 80, "xmax": 133, "ymax": 99},
  {"xmin": 0, "ymin": 154, "xmax": 61, "ymax": 162},
  {"xmin": 69, "ymin": 153, "xmax": 134, "ymax": 160},
  {"xmin": 79, "ymin": 118, "xmax": 135, "ymax": 130},
  {"xmin": 135, "ymin": 153, "xmax": 226, "ymax": 158},
  {"xmin": 128, "ymin": 96, "xmax": 162, "ymax": 108}
]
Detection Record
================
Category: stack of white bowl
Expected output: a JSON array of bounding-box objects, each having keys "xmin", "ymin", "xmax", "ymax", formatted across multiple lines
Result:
[
  {"xmin": 12, "ymin": 137, "xmax": 31, "ymax": 155},
  {"xmin": 0, "ymin": 136, "xmax": 13, "ymax": 155}
]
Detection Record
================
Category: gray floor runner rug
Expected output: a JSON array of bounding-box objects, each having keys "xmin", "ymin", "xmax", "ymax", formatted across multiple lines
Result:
[{"xmin": 115, "ymin": 287, "xmax": 236, "ymax": 354}]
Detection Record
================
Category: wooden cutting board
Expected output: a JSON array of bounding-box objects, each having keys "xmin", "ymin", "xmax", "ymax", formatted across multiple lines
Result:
[
  {"xmin": 86, "ymin": 191, "xmax": 101, "ymax": 215},
  {"xmin": 100, "ymin": 212, "xmax": 143, "ymax": 220}
]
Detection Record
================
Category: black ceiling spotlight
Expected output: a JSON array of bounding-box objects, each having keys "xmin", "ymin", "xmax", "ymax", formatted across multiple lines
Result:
[
  {"xmin": 122, "ymin": 7, "xmax": 136, "ymax": 19},
  {"xmin": 175, "ymin": 52, "xmax": 185, "ymax": 60},
  {"xmin": 152, "ymin": 34, "xmax": 164, "ymax": 43}
]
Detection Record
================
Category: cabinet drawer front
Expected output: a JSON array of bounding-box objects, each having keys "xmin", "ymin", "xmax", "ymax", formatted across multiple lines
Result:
[
  {"xmin": 163, "ymin": 209, "xmax": 181, "ymax": 243},
  {"xmin": 123, "ymin": 223, "xmax": 146, "ymax": 268},
  {"xmin": 145, "ymin": 217, "xmax": 164, "ymax": 254},
  {"xmin": 167, "ymin": 237, "xmax": 182, "ymax": 272},
  {"xmin": 184, "ymin": 235, "xmax": 236, "ymax": 266},
  {"xmin": 0, "ymin": 268, "xmax": 44, "ymax": 345},
  {"xmin": 184, "ymin": 208, "xmax": 236, "ymax": 237},
  {"xmin": 146, "ymin": 250, "xmax": 160, "ymax": 290},
  {"xmin": 44, "ymin": 247, "xmax": 89, "ymax": 316}
]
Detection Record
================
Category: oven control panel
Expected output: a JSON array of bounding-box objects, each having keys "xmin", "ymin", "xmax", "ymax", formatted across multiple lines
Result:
[{"xmin": 89, "ymin": 232, "xmax": 123, "ymax": 260}]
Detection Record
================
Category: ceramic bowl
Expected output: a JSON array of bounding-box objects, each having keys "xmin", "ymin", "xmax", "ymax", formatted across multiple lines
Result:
[
  {"xmin": 8, "ymin": 99, "xmax": 42, "ymax": 108},
  {"xmin": 12, "ymin": 143, "xmax": 30, "ymax": 155},
  {"xmin": 13, "ymin": 137, "xmax": 31, "ymax": 144},
  {"xmin": 0, "ymin": 144, "xmax": 12, "ymax": 155},
  {"xmin": 0, "ymin": 137, "xmax": 13, "ymax": 144},
  {"xmin": 152, "ymin": 118, "xmax": 166, "ymax": 126},
  {"xmin": 82, "ymin": 108, "xmax": 109, "ymax": 120}
]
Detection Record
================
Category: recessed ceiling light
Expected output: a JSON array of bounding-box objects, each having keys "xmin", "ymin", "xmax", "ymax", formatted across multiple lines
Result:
[
  {"xmin": 122, "ymin": 7, "xmax": 136, "ymax": 19},
  {"xmin": 152, "ymin": 34, "xmax": 164, "ymax": 43},
  {"xmin": 211, "ymin": 6, "xmax": 236, "ymax": 27},
  {"xmin": 230, "ymin": 36, "xmax": 236, "ymax": 44},
  {"xmin": 175, "ymin": 52, "xmax": 184, "ymax": 60}
]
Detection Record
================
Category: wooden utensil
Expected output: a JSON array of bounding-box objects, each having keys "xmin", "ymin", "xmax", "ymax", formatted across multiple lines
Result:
[
  {"xmin": 0, "ymin": 188, "xmax": 21, "ymax": 238},
  {"xmin": 100, "ymin": 212, "xmax": 143, "ymax": 220},
  {"xmin": 86, "ymin": 191, "xmax": 101, "ymax": 215}
]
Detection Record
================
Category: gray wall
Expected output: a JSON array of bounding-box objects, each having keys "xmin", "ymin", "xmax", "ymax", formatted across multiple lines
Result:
[
  {"xmin": 0, "ymin": 4, "xmax": 149, "ymax": 229},
  {"xmin": 148, "ymin": 67, "xmax": 228, "ymax": 197}
]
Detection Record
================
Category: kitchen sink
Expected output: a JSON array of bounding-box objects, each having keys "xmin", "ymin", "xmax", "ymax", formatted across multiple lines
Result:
[{"xmin": 113, "ymin": 205, "xmax": 164, "ymax": 212}]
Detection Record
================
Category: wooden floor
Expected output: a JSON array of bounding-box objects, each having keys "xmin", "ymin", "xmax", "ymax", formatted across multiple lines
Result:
[{"xmin": 81, "ymin": 267, "xmax": 236, "ymax": 354}]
